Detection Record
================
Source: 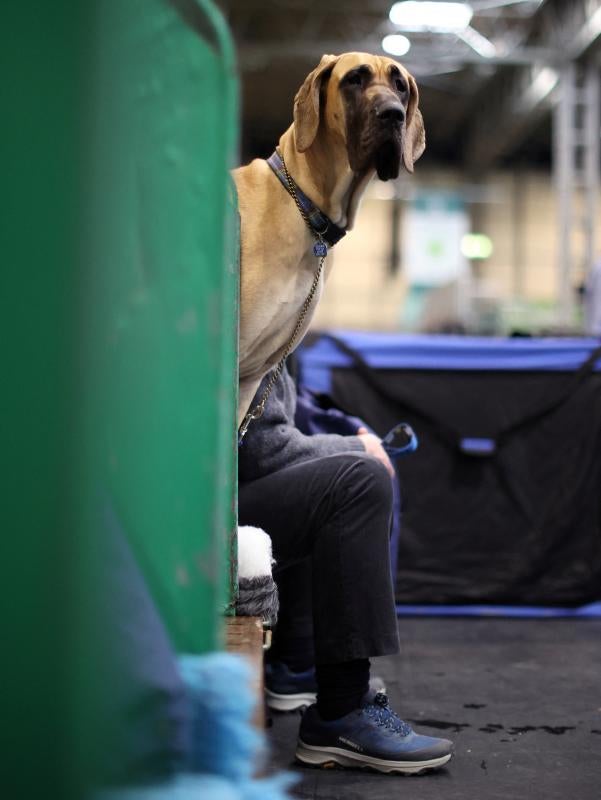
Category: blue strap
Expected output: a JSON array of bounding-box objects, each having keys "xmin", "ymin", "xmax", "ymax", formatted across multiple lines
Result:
[
  {"xmin": 266, "ymin": 150, "xmax": 347, "ymax": 247},
  {"xmin": 382, "ymin": 422, "xmax": 419, "ymax": 457},
  {"xmin": 459, "ymin": 437, "xmax": 497, "ymax": 457}
]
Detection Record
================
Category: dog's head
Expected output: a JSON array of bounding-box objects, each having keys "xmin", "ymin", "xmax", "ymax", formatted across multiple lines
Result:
[{"xmin": 294, "ymin": 52, "xmax": 425, "ymax": 179}]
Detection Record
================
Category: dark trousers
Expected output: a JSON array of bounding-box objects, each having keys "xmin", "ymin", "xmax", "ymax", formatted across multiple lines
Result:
[{"xmin": 238, "ymin": 453, "xmax": 400, "ymax": 665}]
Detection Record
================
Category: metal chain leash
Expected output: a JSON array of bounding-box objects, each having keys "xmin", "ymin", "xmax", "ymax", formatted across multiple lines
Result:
[
  {"xmin": 238, "ymin": 150, "xmax": 328, "ymax": 444},
  {"xmin": 278, "ymin": 149, "xmax": 329, "ymax": 239}
]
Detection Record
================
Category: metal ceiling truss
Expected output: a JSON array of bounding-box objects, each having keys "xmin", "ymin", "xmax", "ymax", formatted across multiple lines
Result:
[
  {"xmin": 554, "ymin": 62, "xmax": 600, "ymax": 320},
  {"xmin": 222, "ymin": 0, "xmax": 549, "ymax": 69},
  {"xmin": 464, "ymin": 0, "xmax": 601, "ymax": 168},
  {"xmin": 237, "ymin": 40, "xmax": 556, "ymax": 70},
  {"xmin": 462, "ymin": 0, "xmax": 601, "ymax": 317}
]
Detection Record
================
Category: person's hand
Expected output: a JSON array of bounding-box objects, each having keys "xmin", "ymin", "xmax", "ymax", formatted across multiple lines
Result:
[{"xmin": 356, "ymin": 426, "xmax": 395, "ymax": 478}]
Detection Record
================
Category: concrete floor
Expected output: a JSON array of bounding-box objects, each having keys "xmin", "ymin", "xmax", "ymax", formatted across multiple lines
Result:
[{"xmin": 266, "ymin": 617, "xmax": 601, "ymax": 800}]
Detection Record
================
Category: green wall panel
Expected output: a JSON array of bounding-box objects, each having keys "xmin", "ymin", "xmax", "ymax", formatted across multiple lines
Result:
[
  {"xmin": 2, "ymin": 3, "xmax": 87, "ymax": 796},
  {"xmin": 3, "ymin": 3, "xmax": 238, "ymax": 791},
  {"xmin": 83, "ymin": 0, "xmax": 239, "ymax": 654}
]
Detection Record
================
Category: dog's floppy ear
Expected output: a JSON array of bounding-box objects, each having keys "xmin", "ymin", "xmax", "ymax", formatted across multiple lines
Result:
[
  {"xmin": 403, "ymin": 73, "xmax": 425, "ymax": 173},
  {"xmin": 294, "ymin": 54, "xmax": 339, "ymax": 152}
]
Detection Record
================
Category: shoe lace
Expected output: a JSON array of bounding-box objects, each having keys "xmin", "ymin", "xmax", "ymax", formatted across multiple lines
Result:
[{"xmin": 363, "ymin": 692, "xmax": 412, "ymax": 736}]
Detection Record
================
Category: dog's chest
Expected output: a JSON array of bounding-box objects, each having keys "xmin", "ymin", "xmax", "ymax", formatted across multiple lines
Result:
[
  {"xmin": 241, "ymin": 253, "xmax": 324, "ymax": 374},
  {"xmin": 279, "ymin": 256, "xmax": 321, "ymax": 311},
  {"xmin": 267, "ymin": 255, "xmax": 323, "ymax": 339}
]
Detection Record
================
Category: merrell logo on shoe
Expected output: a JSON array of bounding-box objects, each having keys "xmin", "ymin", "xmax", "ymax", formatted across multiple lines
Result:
[{"xmin": 339, "ymin": 736, "xmax": 363, "ymax": 752}]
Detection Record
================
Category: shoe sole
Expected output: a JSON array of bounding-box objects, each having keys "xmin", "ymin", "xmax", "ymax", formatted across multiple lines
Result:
[
  {"xmin": 265, "ymin": 689, "xmax": 317, "ymax": 712},
  {"xmin": 295, "ymin": 741, "xmax": 452, "ymax": 774}
]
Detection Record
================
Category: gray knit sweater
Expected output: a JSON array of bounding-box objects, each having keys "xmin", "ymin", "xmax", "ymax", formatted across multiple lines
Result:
[{"xmin": 238, "ymin": 366, "xmax": 365, "ymax": 483}]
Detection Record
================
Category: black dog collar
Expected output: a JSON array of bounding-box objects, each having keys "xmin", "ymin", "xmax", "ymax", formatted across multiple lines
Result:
[{"xmin": 267, "ymin": 150, "xmax": 347, "ymax": 248}]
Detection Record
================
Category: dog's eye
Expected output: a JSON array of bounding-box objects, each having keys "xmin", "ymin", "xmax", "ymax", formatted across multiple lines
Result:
[
  {"xmin": 346, "ymin": 72, "xmax": 363, "ymax": 86},
  {"xmin": 395, "ymin": 78, "xmax": 407, "ymax": 93}
]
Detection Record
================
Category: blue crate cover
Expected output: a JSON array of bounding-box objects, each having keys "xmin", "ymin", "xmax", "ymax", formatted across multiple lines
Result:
[{"xmin": 298, "ymin": 333, "xmax": 601, "ymax": 607}]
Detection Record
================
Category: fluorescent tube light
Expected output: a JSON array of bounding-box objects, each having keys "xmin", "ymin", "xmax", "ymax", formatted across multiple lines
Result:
[
  {"xmin": 518, "ymin": 67, "xmax": 559, "ymax": 111},
  {"xmin": 459, "ymin": 26, "xmax": 497, "ymax": 58},
  {"xmin": 382, "ymin": 34, "xmax": 412, "ymax": 56},
  {"xmin": 390, "ymin": 1, "xmax": 473, "ymax": 33}
]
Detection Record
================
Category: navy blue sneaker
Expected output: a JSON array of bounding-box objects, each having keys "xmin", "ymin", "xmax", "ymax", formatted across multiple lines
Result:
[
  {"xmin": 265, "ymin": 661, "xmax": 318, "ymax": 712},
  {"xmin": 265, "ymin": 662, "xmax": 387, "ymax": 713},
  {"xmin": 296, "ymin": 691, "xmax": 453, "ymax": 774}
]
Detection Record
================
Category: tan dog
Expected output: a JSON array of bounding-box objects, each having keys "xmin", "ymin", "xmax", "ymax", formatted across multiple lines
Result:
[{"xmin": 233, "ymin": 52, "xmax": 425, "ymax": 427}]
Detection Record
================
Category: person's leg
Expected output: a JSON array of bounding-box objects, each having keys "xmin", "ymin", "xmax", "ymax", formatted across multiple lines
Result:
[
  {"xmin": 239, "ymin": 453, "xmax": 399, "ymax": 718},
  {"xmin": 265, "ymin": 554, "xmax": 386, "ymax": 712},
  {"xmin": 262, "ymin": 557, "xmax": 318, "ymax": 711},
  {"xmin": 268, "ymin": 557, "xmax": 314, "ymax": 672},
  {"xmin": 239, "ymin": 453, "xmax": 454, "ymax": 773}
]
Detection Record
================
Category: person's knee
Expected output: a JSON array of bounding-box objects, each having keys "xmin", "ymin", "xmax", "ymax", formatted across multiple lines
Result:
[
  {"xmin": 336, "ymin": 453, "xmax": 393, "ymax": 510},
  {"xmin": 357, "ymin": 454, "xmax": 393, "ymax": 505}
]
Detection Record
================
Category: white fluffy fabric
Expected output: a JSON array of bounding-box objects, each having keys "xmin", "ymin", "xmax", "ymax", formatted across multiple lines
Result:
[{"xmin": 237, "ymin": 525, "xmax": 275, "ymax": 579}]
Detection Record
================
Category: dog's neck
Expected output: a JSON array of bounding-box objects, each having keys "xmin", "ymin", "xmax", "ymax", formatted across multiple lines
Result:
[{"xmin": 279, "ymin": 127, "xmax": 374, "ymax": 231}]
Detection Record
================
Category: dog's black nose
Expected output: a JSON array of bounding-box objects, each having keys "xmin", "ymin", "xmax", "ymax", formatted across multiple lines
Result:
[{"xmin": 376, "ymin": 103, "xmax": 405, "ymax": 125}]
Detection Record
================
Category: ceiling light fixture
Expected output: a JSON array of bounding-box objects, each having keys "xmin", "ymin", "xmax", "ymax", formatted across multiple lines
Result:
[
  {"xmin": 458, "ymin": 26, "xmax": 497, "ymax": 58},
  {"xmin": 389, "ymin": 1, "xmax": 473, "ymax": 33},
  {"xmin": 382, "ymin": 33, "xmax": 412, "ymax": 56},
  {"xmin": 518, "ymin": 67, "xmax": 559, "ymax": 111}
]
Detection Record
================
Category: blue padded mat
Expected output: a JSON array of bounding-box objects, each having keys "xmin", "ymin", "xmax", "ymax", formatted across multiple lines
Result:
[
  {"xmin": 299, "ymin": 332, "xmax": 601, "ymax": 394},
  {"xmin": 397, "ymin": 602, "xmax": 601, "ymax": 619}
]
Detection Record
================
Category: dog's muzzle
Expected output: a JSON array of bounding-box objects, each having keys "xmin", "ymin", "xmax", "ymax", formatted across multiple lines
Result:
[
  {"xmin": 372, "ymin": 97, "xmax": 404, "ymax": 181},
  {"xmin": 375, "ymin": 101, "xmax": 405, "ymax": 127}
]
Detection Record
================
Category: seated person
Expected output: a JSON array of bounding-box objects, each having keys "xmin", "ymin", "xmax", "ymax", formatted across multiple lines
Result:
[{"xmin": 238, "ymin": 364, "xmax": 453, "ymax": 774}]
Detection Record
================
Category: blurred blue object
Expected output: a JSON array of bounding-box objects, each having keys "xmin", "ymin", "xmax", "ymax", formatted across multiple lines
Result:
[
  {"xmin": 179, "ymin": 654, "xmax": 261, "ymax": 780},
  {"xmin": 97, "ymin": 771, "xmax": 292, "ymax": 799},
  {"xmin": 381, "ymin": 422, "xmax": 419, "ymax": 457},
  {"xmin": 178, "ymin": 653, "xmax": 295, "ymax": 797},
  {"xmin": 96, "ymin": 653, "xmax": 295, "ymax": 799},
  {"xmin": 92, "ymin": 497, "xmax": 191, "ymax": 785},
  {"xmin": 94, "ymin": 498, "xmax": 294, "ymax": 798},
  {"xmin": 97, "ymin": 774, "xmax": 240, "ymax": 799}
]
